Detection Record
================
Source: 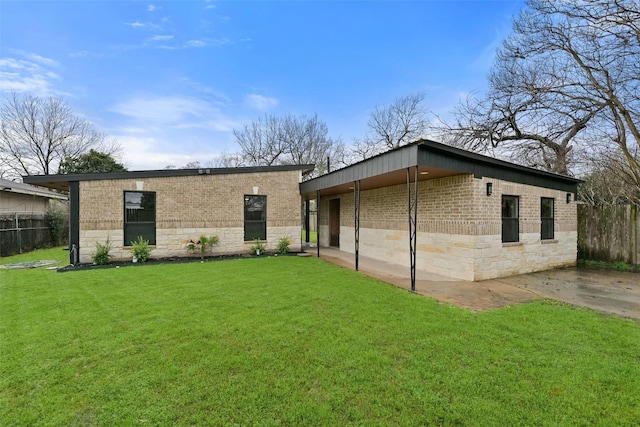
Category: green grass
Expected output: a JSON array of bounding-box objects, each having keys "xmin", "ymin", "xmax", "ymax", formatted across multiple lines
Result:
[
  {"xmin": 578, "ymin": 258, "xmax": 640, "ymax": 273},
  {"xmin": 2, "ymin": 248, "xmax": 639, "ymax": 425},
  {"xmin": 301, "ymin": 229, "xmax": 317, "ymax": 244}
]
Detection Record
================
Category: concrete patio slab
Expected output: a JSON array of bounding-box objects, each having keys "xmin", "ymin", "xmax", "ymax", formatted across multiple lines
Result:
[{"xmin": 310, "ymin": 246, "xmax": 640, "ymax": 319}]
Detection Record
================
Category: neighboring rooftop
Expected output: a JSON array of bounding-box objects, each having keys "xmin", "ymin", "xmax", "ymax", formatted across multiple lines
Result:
[{"xmin": 0, "ymin": 178, "xmax": 68, "ymax": 200}]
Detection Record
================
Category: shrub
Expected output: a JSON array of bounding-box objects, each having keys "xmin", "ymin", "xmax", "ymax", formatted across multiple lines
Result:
[
  {"xmin": 250, "ymin": 239, "xmax": 267, "ymax": 256},
  {"xmin": 131, "ymin": 236, "xmax": 152, "ymax": 262},
  {"xmin": 92, "ymin": 237, "xmax": 113, "ymax": 265},
  {"xmin": 276, "ymin": 236, "xmax": 290, "ymax": 254},
  {"xmin": 187, "ymin": 235, "xmax": 219, "ymax": 260},
  {"xmin": 44, "ymin": 207, "xmax": 66, "ymax": 246}
]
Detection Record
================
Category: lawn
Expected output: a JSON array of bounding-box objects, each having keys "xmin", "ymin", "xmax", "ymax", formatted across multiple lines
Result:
[
  {"xmin": 1, "ymin": 248, "xmax": 639, "ymax": 426},
  {"xmin": 301, "ymin": 229, "xmax": 317, "ymax": 244}
]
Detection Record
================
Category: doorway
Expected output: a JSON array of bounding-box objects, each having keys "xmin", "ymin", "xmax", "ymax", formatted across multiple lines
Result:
[{"xmin": 329, "ymin": 198, "xmax": 340, "ymax": 247}]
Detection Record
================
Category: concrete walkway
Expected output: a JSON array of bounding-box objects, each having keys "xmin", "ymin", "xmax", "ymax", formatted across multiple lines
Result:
[
  {"xmin": 308, "ymin": 247, "xmax": 539, "ymax": 311},
  {"xmin": 308, "ymin": 246, "xmax": 640, "ymax": 318}
]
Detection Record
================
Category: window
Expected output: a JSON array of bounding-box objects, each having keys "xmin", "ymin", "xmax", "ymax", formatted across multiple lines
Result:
[
  {"xmin": 502, "ymin": 195, "xmax": 519, "ymax": 243},
  {"xmin": 244, "ymin": 195, "xmax": 266, "ymax": 241},
  {"xmin": 124, "ymin": 191, "xmax": 156, "ymax": 245},
  {"xmin": 541, "ymin": 198, "xmax": 555, "ymax": 240}
]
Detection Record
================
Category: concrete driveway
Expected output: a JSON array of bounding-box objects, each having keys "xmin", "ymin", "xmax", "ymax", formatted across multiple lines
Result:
[
  {"xmin": 314, "ymin": 247, "xmax": 640, "ymax": 319},
  {"xmin": 494, "ymin": 268, "xmax": 640, "ymax": 319}
]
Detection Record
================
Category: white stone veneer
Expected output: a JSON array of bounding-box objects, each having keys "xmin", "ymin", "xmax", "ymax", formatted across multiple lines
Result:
[
  {"xmin": 79, "ymin": 226, "xmax": 301, "ymax": 264},
  {"xmin": 338, "ymin": 225, "xmax": 577, "ymax": 281}
]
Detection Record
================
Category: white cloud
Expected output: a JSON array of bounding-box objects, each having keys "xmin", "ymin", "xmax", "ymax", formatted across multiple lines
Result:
[
  {"xmin": 111, "ymin": 95, "xmax": 237, "ymax": 132},
  {"xmin": 0, "ymin": 56, "xmax": 60, "ymax": 95},
  {"xmin": 27, "ymin": 54, "xmax": 59, "ymax": 67},
  {"xmin": 148, "ymin": 35, "xmax": 174, "ymax": 42},
  {"xmin": 244, "ymin": 94, "xmax": 278, "ymax": 111},
  {"xmin": 68, "ymin": 50, "xmax": 89, "ymax": 58},
  {"xmin": 125, "ymin": 22, "xmax": 146, "ymax": 28},
  {"xmin": 185, "ymin": 38, "xmax": 230, "ymax": 48},
  {"xmin": 147, "ymin": 4, "xmax": 157, "ymax": 12},
  {"xmin": 114, "ymin": 134, "xmax": 225, "ymax": 170},
  {"xmin": 115, "ymin": 135, "xmax": 193, "ymax": 170},
  {"xmin": 186, "ymin": 39, "xmax": 206, "ymax": 48}
]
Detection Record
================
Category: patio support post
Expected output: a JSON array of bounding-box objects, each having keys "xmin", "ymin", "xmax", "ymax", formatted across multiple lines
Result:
[
  {"xmin": 316, "ymin": 190, "xmax": 320, "ymax": 258},
  {"xmin": 407, "ymin": 167, "xmax": 418, "ymax": 292},
  {"xmin": 304, "ymin": 199, "xmax": 310, "ymax": 243},
  {"xmin": 69, "ymin": 181, "xmax": 80, "ymax": 265},
  {"xmin": 354, "ymin": 180, "xmax": 361, "ymax": 271}
]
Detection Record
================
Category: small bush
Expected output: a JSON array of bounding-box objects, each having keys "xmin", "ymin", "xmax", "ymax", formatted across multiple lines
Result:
[
  {"xmin": 250, "ymin": 239, "xmax": 267, "ymax": 256},
  {"xmin": 92, "ymin": 237, "xmax": 113, "ymax": 265},
  {"xmin": 131, "ymin": 236, "xmax": 152, "ymax": 262},
  {"xmin": 187, "ymin": 235, "xmax": 219, "ymax": 260},
  {"xmin": 277, "ymin": 236, "xmax": 290, "ymax": 254}
]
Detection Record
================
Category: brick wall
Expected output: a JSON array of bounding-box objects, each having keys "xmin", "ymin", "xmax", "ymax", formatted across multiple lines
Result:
[
  {"xmin": 78, "ymin": 170, "xmax": 302, "ymax": 263},
  {"xmin": 320, "ymin": 173, "xmax": 577, "ymax": 280}
]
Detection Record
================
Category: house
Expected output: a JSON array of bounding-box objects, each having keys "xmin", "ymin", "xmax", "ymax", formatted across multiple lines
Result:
[
  {"xmin": 23, "ymin": 165, "xmax": 313, "ymax": 264},
  {"xmin": 0, "ymin": 178, "xmax": 68, "ymax": 214},
  {"xmin": 22, "ymin": 140, "xmax": 581, "ymax": 282},
  {"xmin": 300, "ymin": 140, "xmax": 581, "ymax": 285}
]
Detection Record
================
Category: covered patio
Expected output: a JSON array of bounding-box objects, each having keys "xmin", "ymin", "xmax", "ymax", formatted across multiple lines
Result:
[
  {"xmin": 309, "ymin": 246, "xmax": 538, "ymax": 311},
  {"xmin": 300, "ymin": 139, "xmax": 581, "ymax": 285}
]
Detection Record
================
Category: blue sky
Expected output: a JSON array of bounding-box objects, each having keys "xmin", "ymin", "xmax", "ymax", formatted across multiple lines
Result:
[{"xmin": 0, "ymin": 0, "xmax": 524, "ymax": 171}]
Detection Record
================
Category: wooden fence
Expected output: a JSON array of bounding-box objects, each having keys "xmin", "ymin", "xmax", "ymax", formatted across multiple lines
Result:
[
  {"xmin": 578, "ymin": 204, "xmax": 639, "ymax": 265},
  {"xmin": 0, "ymin": 212, "xmax": 67, "ymax": 257}
]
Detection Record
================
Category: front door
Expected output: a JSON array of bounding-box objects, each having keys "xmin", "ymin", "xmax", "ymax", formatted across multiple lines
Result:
[{"xmin": 329, "ymin": 199, "xmax": 340, "ymax": 247}]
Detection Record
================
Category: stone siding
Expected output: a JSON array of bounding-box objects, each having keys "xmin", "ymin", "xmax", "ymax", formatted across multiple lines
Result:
[
  {"xmin": 320, "ymin": 174, "xmax": 577, "ymax": 280},
  {"xmin": 78, "ymin": 170, "xmax": 302, "ymax": 263}
]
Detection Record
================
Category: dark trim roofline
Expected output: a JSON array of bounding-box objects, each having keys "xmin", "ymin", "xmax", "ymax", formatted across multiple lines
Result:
[
  {"xmin": 23, "ymin": 164, "xmax": 315, "ymax": 191},
  {"xmin": 300, "ymin": 139, "xmax": 582, "ymax": 195}
]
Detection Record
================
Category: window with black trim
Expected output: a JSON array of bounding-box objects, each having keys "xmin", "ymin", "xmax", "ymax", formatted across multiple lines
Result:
[
  {"xmin": 502, "ymin": 195, "xmax": 519, "ymax": 243},
  {"xmin": 124, "ymin": 191, "xmax": 156, "ymax": 245},
  {"xmin": 541, "ymin": 197, "xmax": 555, "ymax": 240},
  {"xmin": 244, "ymin": 195, "xmax": 266, "ymax": 241}
]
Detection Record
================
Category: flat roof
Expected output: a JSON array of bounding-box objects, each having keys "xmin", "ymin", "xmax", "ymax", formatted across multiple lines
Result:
[
  {"xmin": 300, "ymin": 140, "xmax": 582, "ymax": 198},
  {"xmin": 0, "ymin": 178, "xmax": 68, "ymax": 200},
  {"xmin": 23, "ymin": 164, "xmax": 315, "ymax": 192}
]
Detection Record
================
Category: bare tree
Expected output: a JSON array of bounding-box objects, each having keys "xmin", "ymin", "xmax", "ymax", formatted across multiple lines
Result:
[
  {"xmin": 231, "ymin": 113, "xmax": 339, "ymax": 176},
  {"xmin": 0, "ymin": 93, "xmax": 115, "ymax": 179},
  {"xmin": 233, "ymin": 114, "xmax": 285, "ymax": 167},
  {"xmin": 440, "ymin": 0, "xmax": 640, "ymax": 190},
  {"xmin": 359, "ymin": 92, "xmax": 429, "ymax": 158},
  {"xmin": 512, "ymin": 0, "xmax": 640, "ymax": 184},
  {"xmin": 579, "ymin": 149, "xmax": 640, "ymax": 205}
]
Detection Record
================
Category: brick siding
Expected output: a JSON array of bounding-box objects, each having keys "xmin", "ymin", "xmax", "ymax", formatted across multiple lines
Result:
[
  {"xmin": 320, "ymin": 173, "xmax": 577, "ymax": 280},
  {"xmin": 78, "ymin": 170, "xmax": 302, "ymax": 263}
]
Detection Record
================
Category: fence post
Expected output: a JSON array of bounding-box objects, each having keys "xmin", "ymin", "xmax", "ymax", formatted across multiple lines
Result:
[{"xmin": 15, "ymin": 212, "xmax": 22, "ymax": 254}]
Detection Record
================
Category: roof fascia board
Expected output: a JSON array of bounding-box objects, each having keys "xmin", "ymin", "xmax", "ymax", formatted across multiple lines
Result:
[
  {"xmin": 5, "ymin": 187, "xmax": 68, "ymax": 200},
  {"xmin": 23, "ymin": 164, "xmax": 315, "ymax": 186},
  {"xmin": 301, "ymin": 140, "xmax": 581, "ymax": 195},
  {"xmin": 418, "ymin": 143, "xmax": 581, "ymax": 192},
  {"xmin": 300, "ymin": 145, "xmax": 419, "ymax": 193}
]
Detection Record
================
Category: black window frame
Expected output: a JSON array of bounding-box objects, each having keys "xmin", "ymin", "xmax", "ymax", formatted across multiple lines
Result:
[
  {"xmin": 124, "ymin": 191, "xmax": 156, "ymax": 246},
  {"xmin": 501, "ymin": 195, "xmax": 520, "ymax": 243},
  {"xmin": 541, "ymin": 197, "xmax": 555, "ymax": 240},
  {"xmin": 244, "ymin": 195, "xmax": 267, "ymax": 241}
]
